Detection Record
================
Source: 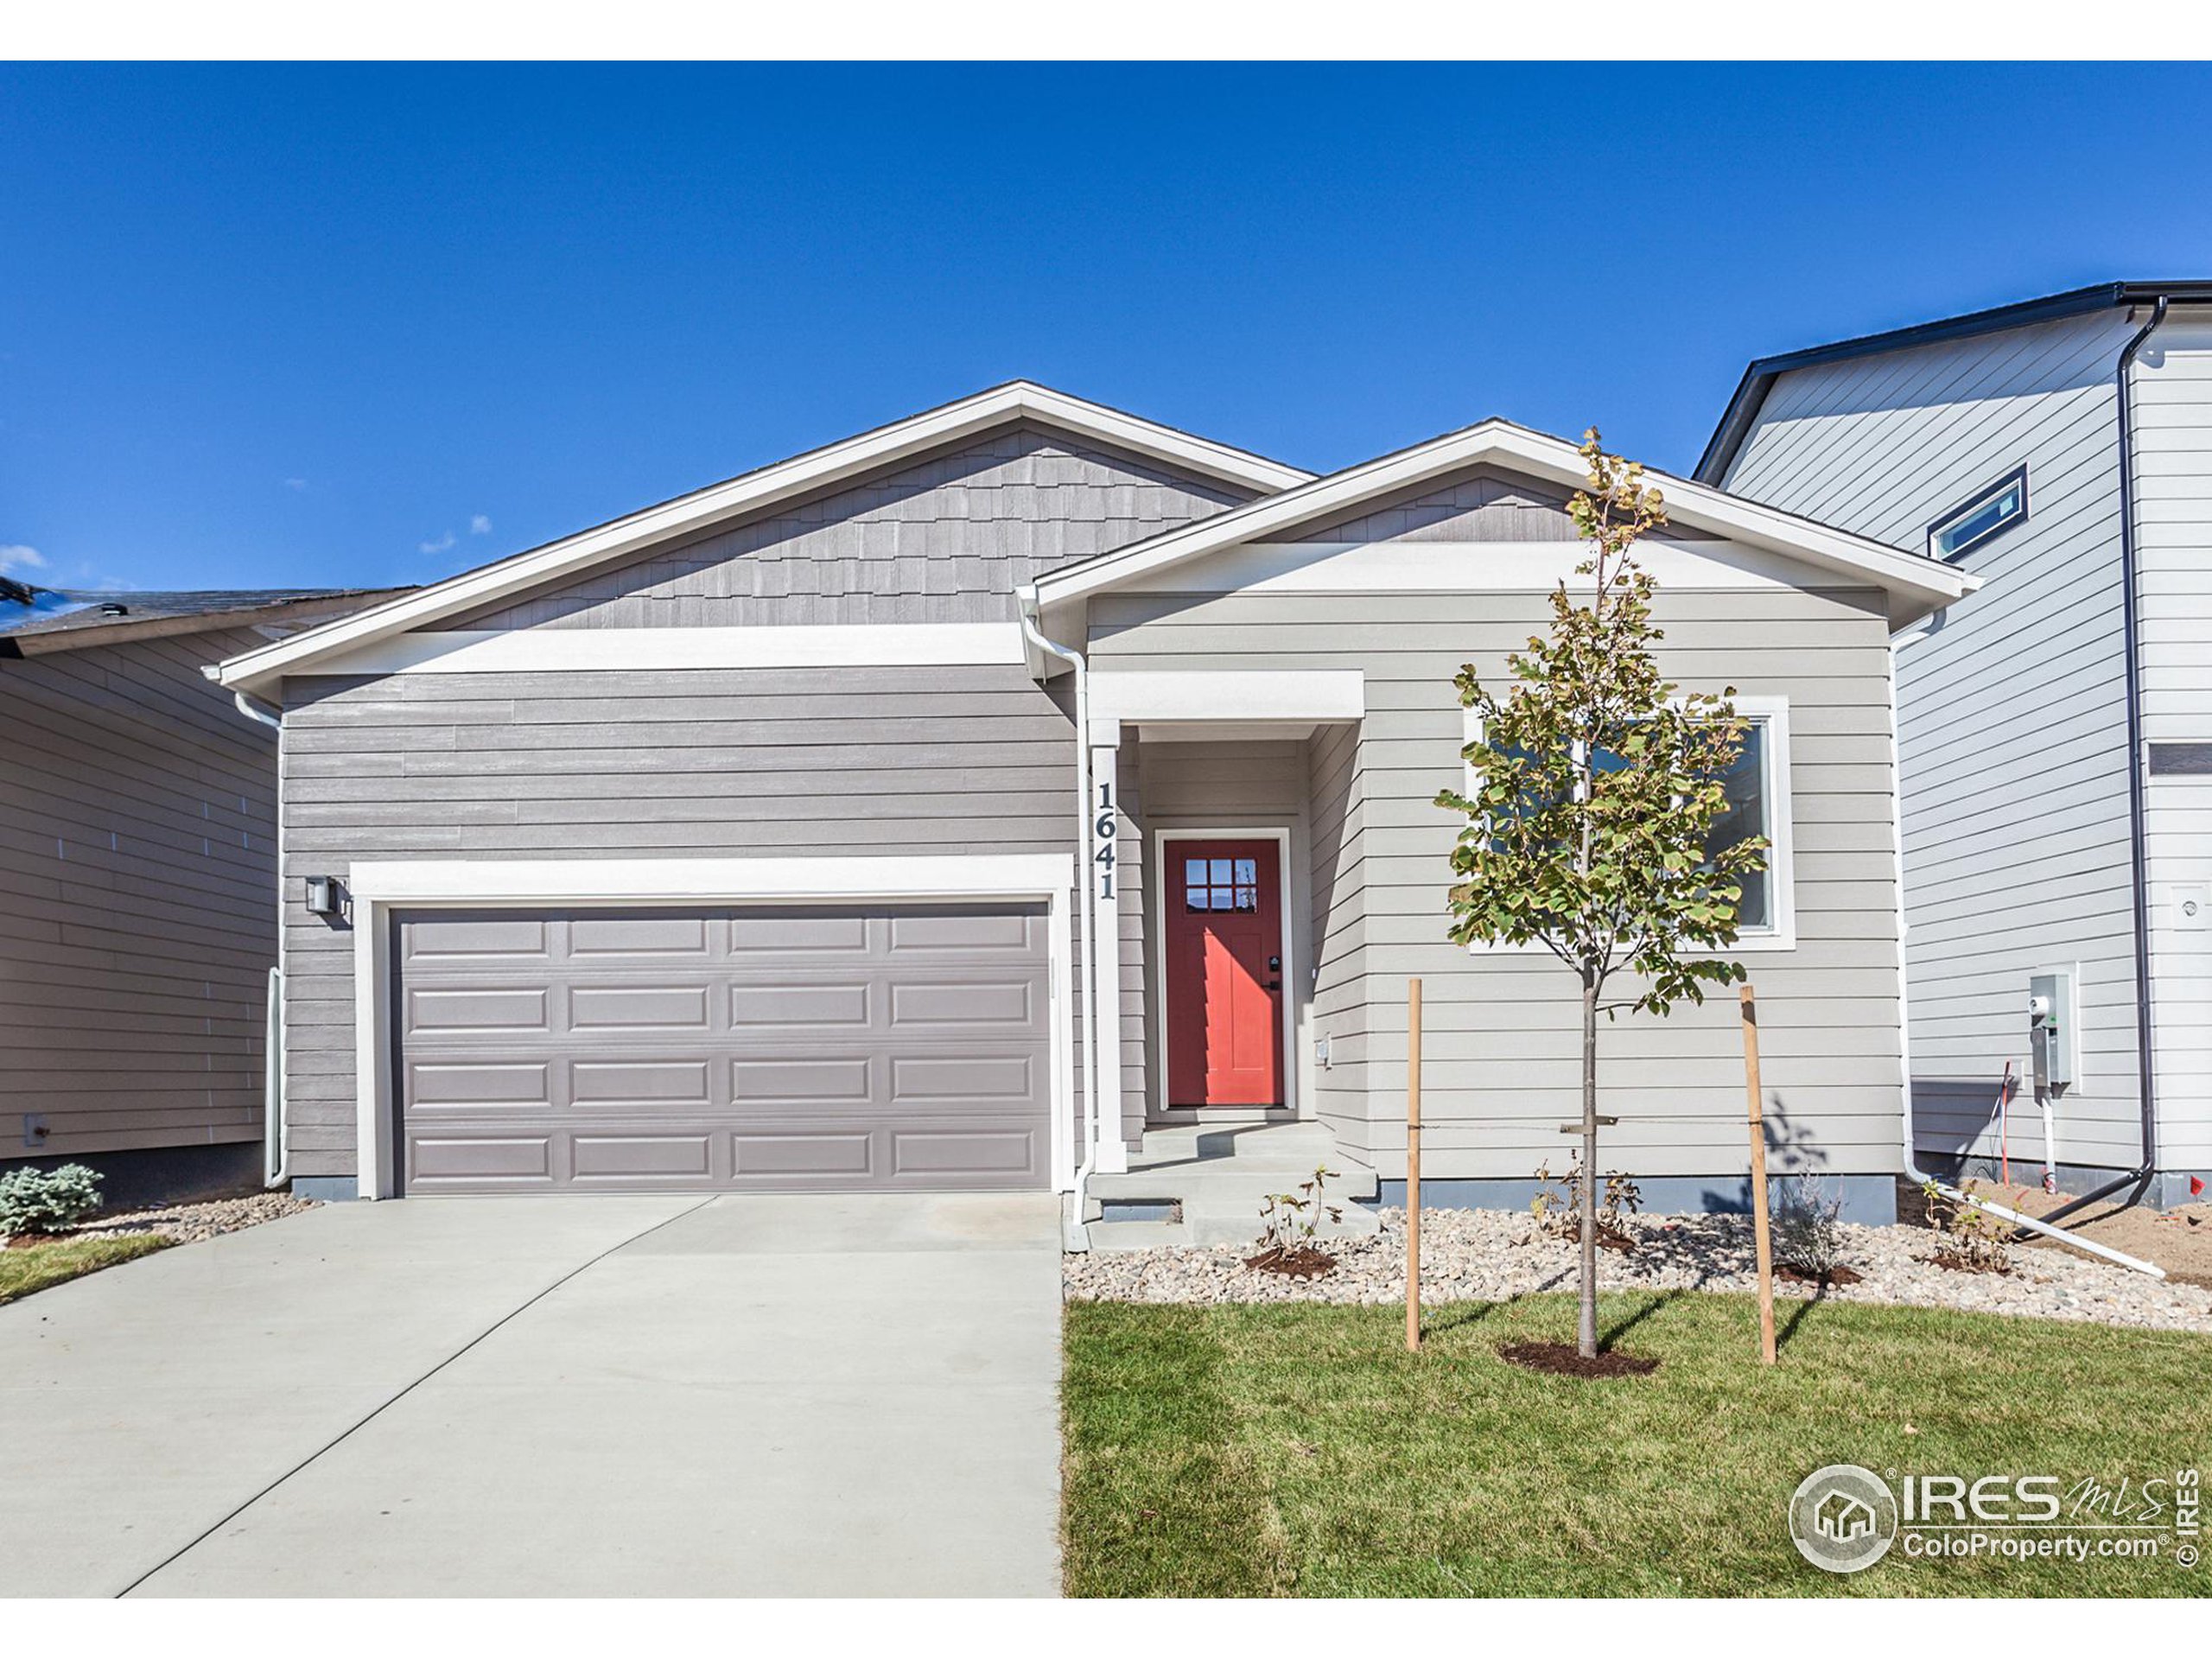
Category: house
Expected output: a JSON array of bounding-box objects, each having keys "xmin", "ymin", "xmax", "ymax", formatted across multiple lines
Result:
[
  {"xmin": 1, "ymin": 583, "xmax": 405, "ymax": 1205},
  {"xmin": 207, "ymin": 383, "xmax": 1970, "ymax": 1231},
  {"xmin": 1700, "ymin": 281, "xmax": 2212, "ymax": 1210}
]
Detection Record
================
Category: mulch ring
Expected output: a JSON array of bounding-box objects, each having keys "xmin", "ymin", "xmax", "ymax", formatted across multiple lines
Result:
[
  {"xmin": 1244, "ymin": 1244, "xmax": 1338, "ymax": 1280},
  {"xmin": 1498, "ymin": 1340, "xmax": 1660, "ymax": 1378},
  {"xmin": 1774, "ymin": 1262, "xmax": 1865, "ymax": 1288}
]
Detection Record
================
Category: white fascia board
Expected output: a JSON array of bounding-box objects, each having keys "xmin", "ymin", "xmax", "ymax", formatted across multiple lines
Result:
[
  {"xmin": 1035, "ymin": 420, "xmax": 1980, "ymax": 626},
  {"xmin": 315, "ymin": 623, "xmax": 1027, "ymax": 677},
  {"xmin": 347, "ymin": 853, "xmax": 1075, "ymax": 906},
  {"xmin": 214, "ymin": 382, "xmax": 1309, "ymax": 696},
  {"xmin": 1089, "ymin": 669, "xmax": 1364, "ymax": 725}
]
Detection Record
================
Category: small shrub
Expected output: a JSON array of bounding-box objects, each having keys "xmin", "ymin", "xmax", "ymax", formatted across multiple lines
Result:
[
  {"xmin": 1530, "ymin": 1160, "xmax": 1641, "ymax": 1251},
  {"xmin": 0, "ymin": 1164, "xmax": 105, "ymax": 1237},
  {"xmin": 1775, "ymin": 1173, "xmax": 1849, "ymax": 1277},
  {"xmin": 1256, "ymin": 1165, "xmax": 1344, "ymax": 1253},
  {"xmin": 1249, "ymin": 1166, "xmax": 1344, "ymax": 1278},
  {"xmin": 1919, "ymin": 1177, "xmax": 2013, "ymax": 1274}
]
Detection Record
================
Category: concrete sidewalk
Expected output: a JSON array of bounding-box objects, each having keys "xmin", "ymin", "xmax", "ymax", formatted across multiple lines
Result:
[{"xmin": 0, "ymin": 1192, "xmax": 1063, "ymax": 1597}]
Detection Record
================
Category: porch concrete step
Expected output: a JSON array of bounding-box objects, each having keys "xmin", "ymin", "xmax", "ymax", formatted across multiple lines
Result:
[
  {"xmin": 1084, "ymin": 1218, "xmax": 1196, "ymax": 1252},
  {"xmin": 1129, "ymin": 1121, "xmax": 1345, "ymax": 1172}
]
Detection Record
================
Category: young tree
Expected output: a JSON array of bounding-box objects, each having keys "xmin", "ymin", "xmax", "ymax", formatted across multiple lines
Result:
[{"xmin": 1435, "ymin": 432, "xmax": 1767, "ymax": 1359}]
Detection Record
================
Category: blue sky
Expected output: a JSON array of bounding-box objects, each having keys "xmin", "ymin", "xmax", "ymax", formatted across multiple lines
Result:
[{"xmin": 6, "ymin": 62, "xmax": 2212, "ymax": 597}]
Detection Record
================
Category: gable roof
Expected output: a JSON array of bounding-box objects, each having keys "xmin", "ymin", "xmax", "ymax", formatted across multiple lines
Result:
[
  {"xmin": 1032, "ymin": 417, "xmax": 1977, "ymax": 629},
  {"xmin": 212, "ymin": 383, "xmax": 1312, "ymax": 695},
  {"xmin": 1, "ymin": 584, "xmax": 410, "ymax": 657},
  {"xmin": 1695, "ymin": 280, "xmax": 2212, "ymax": 485}
]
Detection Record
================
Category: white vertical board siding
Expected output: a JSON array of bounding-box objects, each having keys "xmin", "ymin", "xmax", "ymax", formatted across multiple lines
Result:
[
  {"xmin": 1086, "ymin": 583, "xmax": 1904, "ymax": 1183},
  {"xmin": 2127, "ymin": 309, "xmax": 2212, "ymax": 1172},
  {"xmin": 1726, "ymin": 312, "xmax": 2145, "ymax": 1173}
]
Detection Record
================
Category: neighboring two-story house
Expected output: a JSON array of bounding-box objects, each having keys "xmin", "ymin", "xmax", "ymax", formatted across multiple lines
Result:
[{"xmin": 1701, "ymin": 282, "xmax": 2212, "ymax": 1209}]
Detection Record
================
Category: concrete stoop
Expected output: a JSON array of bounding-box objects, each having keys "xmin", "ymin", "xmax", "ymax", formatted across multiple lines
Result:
[{"xmin": 1069, "ymin": 1121, "xmax": 1382, "ymax": 1253}]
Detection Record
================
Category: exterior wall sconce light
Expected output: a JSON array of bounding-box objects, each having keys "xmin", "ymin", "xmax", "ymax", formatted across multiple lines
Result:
[{"xmin": 304, "ymin": 874, "xmax": 344, "ymax": 918}]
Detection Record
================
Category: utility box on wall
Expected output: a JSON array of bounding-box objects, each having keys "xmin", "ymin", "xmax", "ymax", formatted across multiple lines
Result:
[{"xmin": 2029, "ymin": 969, "xmax": 2075, "ymax": 1091}]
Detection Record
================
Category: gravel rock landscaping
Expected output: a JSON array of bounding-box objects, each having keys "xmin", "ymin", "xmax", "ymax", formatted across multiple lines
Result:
[
  {"xmin": 1064, "ymin": 1207, "xmax": 2212, "ymax": 1332},
  {"xmin": 66, "ymin": 1190, "xmax": 318, "ymax": 1246}
]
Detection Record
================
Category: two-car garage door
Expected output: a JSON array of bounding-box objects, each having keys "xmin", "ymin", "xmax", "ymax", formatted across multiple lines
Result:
[{"xmin": 394, "ymin": 904, "xmax": 1052, "ymax": 1193}]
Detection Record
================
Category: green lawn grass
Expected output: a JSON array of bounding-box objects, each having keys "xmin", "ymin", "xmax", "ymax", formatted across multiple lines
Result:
[
  {"xmin": 1062, "ymin": 1292, "xmax": 2211, "ymax": 1597},
  {"xmin": 0, "ymin": 1233, "xmax": 172, "ymax": 1306}
]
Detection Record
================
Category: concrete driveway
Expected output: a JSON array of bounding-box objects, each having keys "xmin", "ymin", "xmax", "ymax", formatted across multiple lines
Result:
[{"xmin": 0, "ymin": 1192, "xmax": 1063, "ymax": 1597}]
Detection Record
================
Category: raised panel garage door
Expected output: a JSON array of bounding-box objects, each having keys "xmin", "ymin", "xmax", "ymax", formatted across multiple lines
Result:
[{"xmin": 394, "ymin": 904, "xmax": 1052, "ymax": 1193}]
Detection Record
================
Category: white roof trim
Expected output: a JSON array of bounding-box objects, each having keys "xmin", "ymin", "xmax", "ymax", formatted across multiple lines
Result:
[
  {"xmin": 1033, "ymin": 418, "xmax": 1979, "ymax": 628},
  {"xmin": 211, "ymin": 382, "xmax": 1311, "ymax": 695}
]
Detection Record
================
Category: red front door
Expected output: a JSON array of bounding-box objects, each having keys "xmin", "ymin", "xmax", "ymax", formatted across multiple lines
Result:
[{"xmin": 1165, "ymin": 839, "xmax": 1283, "ymax": 1108}]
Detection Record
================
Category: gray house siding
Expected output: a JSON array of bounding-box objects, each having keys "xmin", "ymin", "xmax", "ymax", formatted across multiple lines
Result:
[
  {"xmin": 1085, "ymin": 578, "xmax": 1904, "ymax": 1188},
  {"xmin": 446, "ymin": 423, "xmax": 1253, "ymax": 631},
  {"xmin": 272, "ymin": 429, "xmax": 1266, "ymax": 1189},
  {"xmin": 1, "ymin": 626, "xmax": 276, "ymax": 1162},
  {"xmin": 1720, "ymin": 310, "xmax": 2148, "ymax": 1178},
  {"xmin": 276, "ymin": 664, "xmax": 1090, "ymax": 1185}
]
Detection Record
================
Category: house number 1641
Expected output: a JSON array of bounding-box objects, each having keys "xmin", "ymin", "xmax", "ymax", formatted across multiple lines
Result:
[{"xmin": 1093, "ymin": 781, "xmax": 1117, "ymax": 900}]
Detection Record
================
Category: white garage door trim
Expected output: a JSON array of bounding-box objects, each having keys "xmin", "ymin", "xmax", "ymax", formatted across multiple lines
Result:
[{"xmin": 348, "ymin": 855, "xmax": 1077, "ymax": 1201}]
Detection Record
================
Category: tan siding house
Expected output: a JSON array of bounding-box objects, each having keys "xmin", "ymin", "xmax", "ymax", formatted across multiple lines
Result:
[{"xmin": 1, "ymin": 587, "xmax": 400, "ymax": 1202}]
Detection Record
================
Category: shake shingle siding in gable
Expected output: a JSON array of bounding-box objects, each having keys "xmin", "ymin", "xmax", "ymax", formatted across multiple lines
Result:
[
  {"xmin": 1721, "ymin": 310, "xmax": 2145, "ymax": 1173},
  {"xmin": 445, "ymin": 423, "xmax": 1254, "ymax": 631},
  {"xmin": 0, "ymin": 626, "xmax": 277, "ymax": 1159}
]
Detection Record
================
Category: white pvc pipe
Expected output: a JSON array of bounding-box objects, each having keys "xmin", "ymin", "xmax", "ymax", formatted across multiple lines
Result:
[
  {"xmin": 1017, "ymin": 589, "xmax": 1101, "ymax": 1242},
  {"xmin": 1888, "ymin": 632, "xmax": 2164, "ymax": 1279}
]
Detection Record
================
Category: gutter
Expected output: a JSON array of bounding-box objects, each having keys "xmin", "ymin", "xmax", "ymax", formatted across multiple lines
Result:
[
  {"xmin": 1016, "ymin": 587, "xmax": 1102, "ymax": 1247},
  {"xmin": 1889, "ymin": 631, "xmax": 2164, "ymax": 1278},
  {"xmin": 227, "ymin": 689, "xmax": 291, "ymax": 1189}
]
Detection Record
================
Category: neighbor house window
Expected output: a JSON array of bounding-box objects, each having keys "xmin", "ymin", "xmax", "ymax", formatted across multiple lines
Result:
[
  {"xmin": 1928, "ymin": 466, "xmax": 2028, "ymax": 562},
  {"xmin": 1459, "ymin": 698, "xmax": 1794, "ymax": 945}
]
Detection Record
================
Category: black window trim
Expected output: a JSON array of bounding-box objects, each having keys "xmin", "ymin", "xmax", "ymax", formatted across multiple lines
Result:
[{"xmin": 1926, "ymin": 463, "xmax": 2030, "ymax": 563}]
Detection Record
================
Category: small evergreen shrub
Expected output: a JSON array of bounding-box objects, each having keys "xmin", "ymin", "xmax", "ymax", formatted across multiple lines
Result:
[
  {"xmin": 0, "ymin": 1164, "xmax": 105, "ymax": 1236},
  {"xmin": 1774, "ymin": 1173, "xmax": 1848, "ymax": 1277}
]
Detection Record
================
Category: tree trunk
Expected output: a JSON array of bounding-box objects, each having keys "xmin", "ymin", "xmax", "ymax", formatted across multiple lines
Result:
[{"xmin": 1579, "ymin": 975, "xmax": 1599, "ymax": 1359}]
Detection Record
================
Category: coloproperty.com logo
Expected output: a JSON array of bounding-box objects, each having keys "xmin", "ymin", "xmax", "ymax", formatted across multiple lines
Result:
[{"xmin": 1789, "ymin": 1462, "xmax": 2202, "ymax": 1575}]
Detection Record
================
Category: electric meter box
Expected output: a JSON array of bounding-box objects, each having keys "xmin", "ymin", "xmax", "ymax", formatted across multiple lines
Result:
[{"xmin": 2029, "ymin": 970, "xmax": 2075, "ymax": 1090}]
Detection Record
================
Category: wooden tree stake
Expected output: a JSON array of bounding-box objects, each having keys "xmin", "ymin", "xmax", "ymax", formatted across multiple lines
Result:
[
  {"xmin": 1740, "ymin": 984, "xmax": 1777, "ymax": 1365},
  {"xmin": 1406, "ymin": 977, "xmax": 1423, "ymax": 1353}
]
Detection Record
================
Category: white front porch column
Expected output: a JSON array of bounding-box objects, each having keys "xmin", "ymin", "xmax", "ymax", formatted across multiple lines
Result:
[{"xmin": 1088, "ymin": 717, "xmax": 1128, "ymax": 1175}]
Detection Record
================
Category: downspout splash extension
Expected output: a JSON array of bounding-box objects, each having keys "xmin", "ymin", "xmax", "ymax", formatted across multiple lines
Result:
[{"xmin": 1018, "ymin": 588, "xmax": 1101, "ymax": 1249}]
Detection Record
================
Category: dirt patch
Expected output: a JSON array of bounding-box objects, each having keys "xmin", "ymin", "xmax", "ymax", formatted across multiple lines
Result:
[
  {"xmin": 1243, "ymin": 1245, "xmax": 1337, "ymax": 1280},
  {"xmin": 1911, "ymin": 1181, "xmax": 2212, "ymax": 1282},
  {"xmin": 1498, "ymin": 1340, "xmax": 1660, "ymax": 1377},
  {"xmin": 1775, "ymin": 1262, "xmax": 1864, "ymax": 1288}
]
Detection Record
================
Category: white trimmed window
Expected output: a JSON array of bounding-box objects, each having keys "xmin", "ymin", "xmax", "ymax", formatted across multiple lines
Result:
[
  {"xmin": 1457, "ymin": 696, "xmax": 1795, "ymax": 950},
  {"xmin": 1927, "ymin": 467, "xmax": 2028, "ymax": 562}
]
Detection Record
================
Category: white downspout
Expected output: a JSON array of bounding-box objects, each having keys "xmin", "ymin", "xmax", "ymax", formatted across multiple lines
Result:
[
  {"xmin": 1017, "ymin": 588, "xmax": 1101, "ymax": 1244},
  {"xmin": 1887, "ymin": 630, "xmax": 2163, "ymax": 1277},
  {"xmin": 228, "ymin": 688, "xmax": 290, "ymax": 1188}
]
